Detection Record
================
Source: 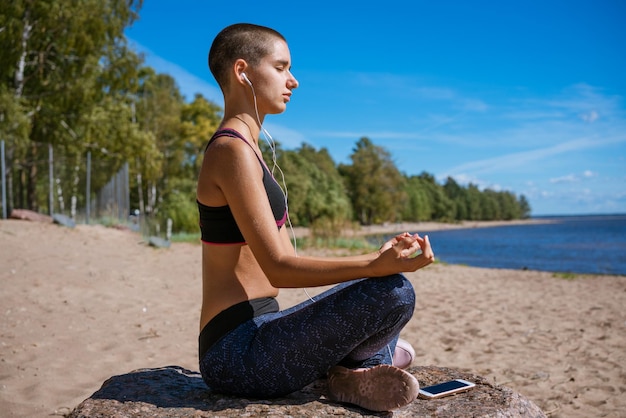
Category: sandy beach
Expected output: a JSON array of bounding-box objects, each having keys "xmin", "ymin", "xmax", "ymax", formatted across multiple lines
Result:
[{"xmin": 0, "ymin": 219, "xmax": 624, "ymax": 417}]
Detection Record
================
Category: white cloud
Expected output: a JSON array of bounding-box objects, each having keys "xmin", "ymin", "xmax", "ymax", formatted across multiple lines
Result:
[
  {"xmin": 415, "ymin": 86, "xmax": 456, "ymax": 101},
  {"xmin": 550, "ymin": 174, "xmax": 579, "ymax": 183},
  {"xmin": 413, "ymin": 86, "xmax": 488, "ymax": 112},
  {"xmin": 550, "ymin": 170, "xmax": 598, "ymax": 183},
  {"xmin": 580, "ymin": 110, "xmax": 599, "ymax": 123},
  {"xmin": 442, "ymin": 136, "xmax": 603, "ymax": 177},
  {"xmin": 437, "ymin": 173, "xmax": 503, "ymax": 192},
  {"xmin": 462, "ymin": 98, "xmax": 489, "ymax": 112}
]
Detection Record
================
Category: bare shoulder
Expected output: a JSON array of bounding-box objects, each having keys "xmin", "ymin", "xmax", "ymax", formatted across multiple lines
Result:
[
  {"xmin": 203, "ymin": 134, "xmax": 260, "ymax": 169},
  {"xmin": 198, "ymin": 134, "xmax": 264, "ymax": 204}
]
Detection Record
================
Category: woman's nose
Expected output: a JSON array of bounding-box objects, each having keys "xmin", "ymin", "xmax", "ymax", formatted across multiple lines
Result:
[{"xmin": 288, "ymin": 72, "xmax": 299, "ymax": 89}]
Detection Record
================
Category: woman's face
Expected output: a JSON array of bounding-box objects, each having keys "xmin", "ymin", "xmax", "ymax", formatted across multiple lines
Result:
[{"xmin": 249, "ymin": 39, "xmax": 299, "ymax": 115}]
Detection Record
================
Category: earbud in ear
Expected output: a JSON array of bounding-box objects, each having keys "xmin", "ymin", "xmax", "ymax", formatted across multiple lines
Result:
[{"xmin": 241, "ymin": 72, "xmax": 253, "ymax": 87}]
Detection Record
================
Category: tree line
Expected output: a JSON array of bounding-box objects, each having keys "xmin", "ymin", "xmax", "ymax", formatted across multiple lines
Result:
[
  {"xmin": 0, "ymin": 1, "xmax": 530, "ymax": 234},
  {"xmin": 263, "ymin": 137, "xmax": 530, "ymax": 231}
]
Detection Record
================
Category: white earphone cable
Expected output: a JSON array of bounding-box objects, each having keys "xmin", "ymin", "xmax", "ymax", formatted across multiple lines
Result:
[{"xmin": 249, "ymin": 83, "xmax": 315, "ymax": 302}]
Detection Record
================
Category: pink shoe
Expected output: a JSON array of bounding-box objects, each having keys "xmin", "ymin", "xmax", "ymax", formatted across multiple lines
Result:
[
  {"xmin": 327, "ymin": 364, "xmax": 419, "ymax": 411},
  {"xmin": 393, "ymin": 338, "xmax": 416, "ymax": 369}
]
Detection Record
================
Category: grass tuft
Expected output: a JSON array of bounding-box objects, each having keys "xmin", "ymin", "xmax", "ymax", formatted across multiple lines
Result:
[{"xmin": 552, "ymin": 272, "xmax": 578, "ymax": 280}]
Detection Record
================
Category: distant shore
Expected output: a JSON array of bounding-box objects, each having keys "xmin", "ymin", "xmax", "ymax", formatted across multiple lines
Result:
[{"xmin": 292, "ymin": 218, "xmax": 551, "ymax": 239}]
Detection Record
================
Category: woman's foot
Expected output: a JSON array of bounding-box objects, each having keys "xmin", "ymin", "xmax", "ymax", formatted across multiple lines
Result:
[
  {"xmin": 393, "ymin": 338, "xmax": 416, "ymax": 369},
  {"xmin": 326, "ymin": 364, "xmax": 419, "ymax": 412}
]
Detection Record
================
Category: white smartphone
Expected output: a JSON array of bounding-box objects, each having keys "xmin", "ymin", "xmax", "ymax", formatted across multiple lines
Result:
[{"xmin": 418, "ymin": 379, "xmax": 476, "ymax": 399}]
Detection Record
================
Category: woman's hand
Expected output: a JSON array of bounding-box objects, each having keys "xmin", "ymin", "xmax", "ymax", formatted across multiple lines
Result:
[
  {"xmin": 373, "ymin": 232, "xmax": 435, "ymax": 275},
  {"xmin": 379, "ymin": 232, "xmax": 417, "ymax": 257}
]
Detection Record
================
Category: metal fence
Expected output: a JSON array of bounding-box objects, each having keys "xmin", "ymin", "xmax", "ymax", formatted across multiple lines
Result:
[
  {"xmin": 1, "ymin": 140, "xmax": 6, "ymax": 219},
  {"xmin": 1, "ymin": 140, "xmax": 130, "ymax": 224},
  {"xmin": 93, "ymin": 161, "xmax": 130, "ymax": 223}
]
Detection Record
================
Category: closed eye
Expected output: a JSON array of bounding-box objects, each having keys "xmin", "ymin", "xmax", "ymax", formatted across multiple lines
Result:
[{"xmin": 275, "ymin": 59, "xmax": 290, "ymax": 71}]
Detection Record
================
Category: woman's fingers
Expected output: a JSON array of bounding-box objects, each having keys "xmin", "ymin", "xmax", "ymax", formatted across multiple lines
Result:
[
  {"xmin": 394, "ymin": 234, "xmax": 420, "ymax": 258},
  {"xmin": 420, "ymin": 235, "xmax": 435, "ymax": 262}
]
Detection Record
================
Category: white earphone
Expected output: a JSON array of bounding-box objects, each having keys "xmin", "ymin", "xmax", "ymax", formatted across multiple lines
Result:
[{"xmin": 241, "ymin": 72, "xmax": 253, "ymax": 87}]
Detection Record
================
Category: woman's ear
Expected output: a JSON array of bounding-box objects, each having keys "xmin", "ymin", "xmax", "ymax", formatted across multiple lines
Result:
[{"xmin": 233, "ymin": 59, "xmax": 249, "ymax": 86}]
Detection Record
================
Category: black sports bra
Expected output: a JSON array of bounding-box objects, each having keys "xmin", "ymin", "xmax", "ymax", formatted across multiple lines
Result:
[{"xmin": 198, "ymin": 129, "xmax": 287, "ymax": 244}]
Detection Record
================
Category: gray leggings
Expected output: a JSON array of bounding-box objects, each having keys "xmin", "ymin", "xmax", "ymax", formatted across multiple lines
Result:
[{"xmin": 199, "ymin": 274, "xmax": 416, "ymax": 398}]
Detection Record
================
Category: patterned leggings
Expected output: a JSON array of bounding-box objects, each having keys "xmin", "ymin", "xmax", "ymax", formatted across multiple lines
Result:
[{"xmin": 199, "ymin": 274, "xmax": 415, "ymax": 398}]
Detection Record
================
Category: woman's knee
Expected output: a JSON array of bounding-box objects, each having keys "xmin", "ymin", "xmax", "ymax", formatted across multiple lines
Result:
[
  {"xmin": 392, "ymin": 274, "xmax": 415, "ymax": 315},
  {"xmin": 367, "ymin": 274, "xmax": 415, "ymax": 309}
]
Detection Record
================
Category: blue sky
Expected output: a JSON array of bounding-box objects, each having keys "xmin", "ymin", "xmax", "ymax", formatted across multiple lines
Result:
[{"xmin": 125, "ymin": 1, "xmax": 625, "ymax": 216}]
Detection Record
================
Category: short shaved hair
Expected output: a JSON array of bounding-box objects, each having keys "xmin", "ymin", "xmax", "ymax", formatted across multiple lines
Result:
[{"xmin": 208, "ymin": 23, "xmax": 286, "ymax": 90}]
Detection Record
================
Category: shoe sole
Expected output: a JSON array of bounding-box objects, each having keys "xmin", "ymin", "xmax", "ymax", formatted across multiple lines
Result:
[{"xmin": 327, "ymin": 364, "xmax": 419, "ymax": 412}]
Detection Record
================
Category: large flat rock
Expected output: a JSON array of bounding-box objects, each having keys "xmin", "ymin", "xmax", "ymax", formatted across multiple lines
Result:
[{"xmin": 68, "ymin": 365, "xmax": 546, "ymax": 417}]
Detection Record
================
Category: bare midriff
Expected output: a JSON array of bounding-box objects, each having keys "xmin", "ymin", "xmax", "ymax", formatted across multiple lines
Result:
[{"xmin": 199, "ymin": 243, "xmax": 278, "ymax": 332}]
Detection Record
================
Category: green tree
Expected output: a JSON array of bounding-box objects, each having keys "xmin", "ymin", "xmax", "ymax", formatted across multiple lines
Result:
[
  {"xmin": 260, "ymin": 141, "xmax": 351, "ymax": 231},
  {"xmin": 402, "ymin": 175, "xmax": 433, "ymax": 221},
  {"xmin": 518, "ymin": 195, "xmax": 531, "ymax": 219},
  {"xmin": 0, "ymin": 85, "xmax": 30, "ymax": 212},
  {"xmin": 159, "ymin": 93, "xmax": 222, "ymax": 233},
  {"xmin": 293, "ymin": 144, "xmax": 351, "ymax": 228},
  {"xmin": 465, "ymin": 183, "xmax": 482, "ymax": 220},
  {"xmin": 180, "ymin": 94, "xmax": 222, "ymax": 176},
  {"xmin": 339, "ymin": 137, "xmax": 405, "ymax": 225},
  {"xmin": 0, "ymin": 0, "xmax": 143, "ymax": 212},
  {"xmin": 133, "ymin": 68, "xmax": 183, "ymax": 217},
  {"xmin": 443, "ymin": 176, "xmax": 468, "ymax": 221},
  {"xmin": 414, "ymin": 172, "xmax": 454, "ymax": 221},
  {"xmin": 496, "ymin": 191, "xmax": 519, "ymax": 220},
  {"xmin": 481, "ymin": 189, "xmax": 500, "ymax": 220}
]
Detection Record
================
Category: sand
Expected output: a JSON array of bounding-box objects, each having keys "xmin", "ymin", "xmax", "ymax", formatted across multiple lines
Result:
[{"xmin": 0, "ymin": 219, "xmax": 624, "ymax": 417}]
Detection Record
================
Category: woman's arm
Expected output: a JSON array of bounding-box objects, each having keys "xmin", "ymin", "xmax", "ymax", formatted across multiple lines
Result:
[
  {"xmin": 279, "ymin": 228, "xmax": 418, "ymax": 263},
  {"xmin": 212, "ymin": 139, "xmax": 434, "ymax": 288}
]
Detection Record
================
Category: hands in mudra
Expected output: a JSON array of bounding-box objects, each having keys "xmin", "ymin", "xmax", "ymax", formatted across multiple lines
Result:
[{"xmin": 375, "ymin": 232, "xmax": 435, "ymax": 274}]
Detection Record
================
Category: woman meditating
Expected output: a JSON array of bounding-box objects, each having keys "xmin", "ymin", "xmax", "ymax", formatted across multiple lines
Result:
[{"xmin": 197, "ymin": 22, "xmax": 435, "ymax": 412}]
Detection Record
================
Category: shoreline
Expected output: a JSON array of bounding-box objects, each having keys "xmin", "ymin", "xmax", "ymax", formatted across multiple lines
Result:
[{"xmin": 292, "ymin": 218, "xmax": 551, "ymax": 239}]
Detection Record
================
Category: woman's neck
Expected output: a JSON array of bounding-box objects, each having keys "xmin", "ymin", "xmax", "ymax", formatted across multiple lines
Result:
[{"xmin": 220, "ymin": 113, "xmax": 260, "ymax": 144}]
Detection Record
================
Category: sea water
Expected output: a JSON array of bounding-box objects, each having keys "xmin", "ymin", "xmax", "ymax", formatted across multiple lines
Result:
[{"xmin": 382, "ymin": 215, "xmax": 626, "ymax": 276}]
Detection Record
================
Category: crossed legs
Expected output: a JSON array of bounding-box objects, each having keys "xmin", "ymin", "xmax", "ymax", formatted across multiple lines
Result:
[{"xmin": 199, "ymin": 274, "xmax": 418, "ymax": 410}]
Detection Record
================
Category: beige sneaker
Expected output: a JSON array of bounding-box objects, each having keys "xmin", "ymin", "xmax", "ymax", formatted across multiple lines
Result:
[{"xmin": 327, "ymin": 364, "xmax": 419, "ymax": 412}]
